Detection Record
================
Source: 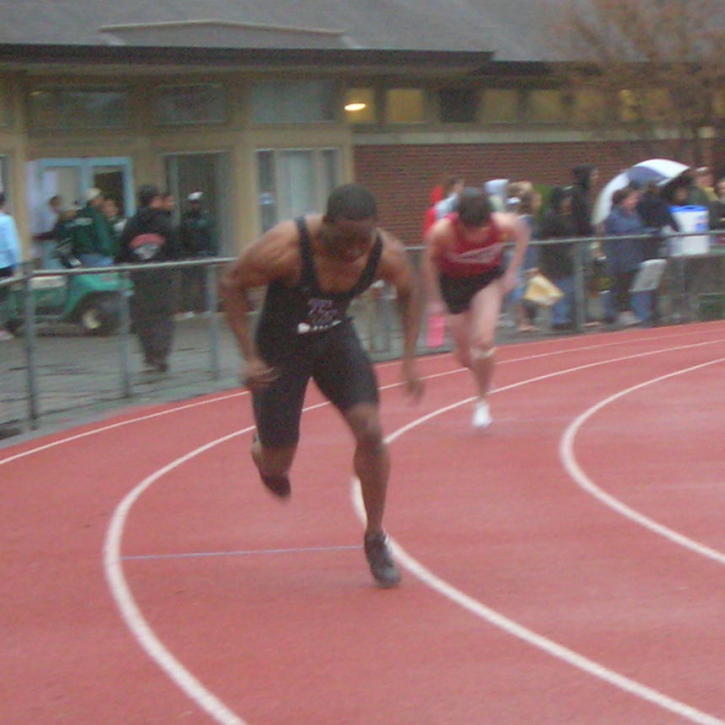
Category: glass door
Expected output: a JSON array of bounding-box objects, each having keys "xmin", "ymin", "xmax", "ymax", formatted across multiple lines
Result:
[
  {"xmin": 164, "ymin": 152, "xmax": 232, "ymax": 256},
  {"xmin": 30, "ymin": 156, "xmax": 134, "ymax": 227}
]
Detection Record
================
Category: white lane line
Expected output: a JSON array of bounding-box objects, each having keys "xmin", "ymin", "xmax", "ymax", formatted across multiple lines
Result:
[
  {"xmin": 104, "ymin": 427, "xmax": 252, "ymax": 725},
  {"xmin": 3, "ymin": 323, "xmax": 721, "ymax": 466},
  {"xmin": 560, "ymin": 357, "xmax": 725, "ymax": 565},
  {"xmin": 103, "ymin": 400, "xmax": 332, "ymax": 725},
  {"xmin": 348, "ymin": 352, "xmax": 725, "ymax": 724},
  {"xmin": 123, "ymin": 544, "xmax": 360, "ymax": 561},
  {"xmin": 103, "ymin": 337, "xmax": 722, "ymax": 725},
  {"xmin": 0, "ymin": 391, "xmax": 246, "ymax": 465},
  {"xmin": 352, "ymin": 483, "xmax": 723, "ymax": 725}
]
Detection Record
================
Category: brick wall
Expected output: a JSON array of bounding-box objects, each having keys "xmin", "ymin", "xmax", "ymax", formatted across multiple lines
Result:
[{"xmin": 353, "ymin": 141, "xmax": 679, "ymax": 244}]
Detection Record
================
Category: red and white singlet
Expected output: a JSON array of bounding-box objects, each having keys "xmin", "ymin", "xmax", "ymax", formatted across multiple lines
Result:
[{"xmin": 436, "ymin": 213, "xmax": 505, "ymax": 278}]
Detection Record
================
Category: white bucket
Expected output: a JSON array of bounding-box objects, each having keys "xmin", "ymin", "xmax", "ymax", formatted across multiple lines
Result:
[{"xmin": 669, "ymin": 205, "xmax": 709, "ymax": 256}]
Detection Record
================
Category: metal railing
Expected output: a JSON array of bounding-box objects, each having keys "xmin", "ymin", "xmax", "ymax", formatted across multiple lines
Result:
[{"xmin": 1, "ymin": 230, "xmax": 723, "ymax": 434}]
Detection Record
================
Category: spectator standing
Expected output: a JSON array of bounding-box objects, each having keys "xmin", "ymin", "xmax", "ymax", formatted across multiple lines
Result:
[
  {"xmin": 33, "ymin": 194, "xmax": 64, "ymax": 267},
  {"xmin": 179, "ymin": 191, "xmax": 218, "ymax": 314},
  {"xmin": 708, "ymin": 177, "xmax": 725, "ymax": 231},
  {"xmin": 115, "ymin": 184, "xmax": 180, "ymax": 372},
  {"xmin": 636, "ymin": 181, "xmax": 679, "ymax": 324},
  {"xmin": 433, "ymin": 176, "xmax": 465, "ymax": 221},
  {"xmin": 422, "ymin": 176, "xmax": 459, "ymax": 236},
  {"xmin": 509, "ymin": 189, "xmax": 543, "ymax": 332},
  {"xmin": 603, "ymin": 188, "xmax": 647, "ymax": 327},
  {"xmin": 689, "ymin": 167, "xmax": 717, "ymax": 206},
  {"xmin": 0, "ymin": 192, "xmax": 21, "ymax": 341},
  {"xmin": 70, "ymin": 188, "xmax": 116, "ymax": 267},
  {"xmin": 101, "ymin": 197, "xmax": 126, "ymax": 253},
  {"xmin": 539, "ymin": 186, "xmax": 578, "ymax": 331},
  {"xmin": 569, "ymin": 164, "xmax": 599, "ymax": 237}
]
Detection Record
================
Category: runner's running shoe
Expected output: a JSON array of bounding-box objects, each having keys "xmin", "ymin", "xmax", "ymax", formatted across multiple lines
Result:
[
  {"xmin": 472, "ymin": 399, "xmax": 492, "ymax": 429},
  {"xmin": 260, "ymin": 473, "xmax": 291, "ymax": 498},
  {"xmin": 364, "ymin": 532, "xmax": 401, "ymax": 588}
]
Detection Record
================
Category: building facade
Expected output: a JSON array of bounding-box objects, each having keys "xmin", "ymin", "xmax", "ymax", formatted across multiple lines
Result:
[{"xmin": 0, "ymin": 5, "xmax": 721, "ymax": 258}]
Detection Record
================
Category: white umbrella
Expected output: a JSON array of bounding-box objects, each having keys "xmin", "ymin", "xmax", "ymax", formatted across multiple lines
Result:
[{"xmin": 591, "ymin": 158, "xmax": 689, "ymax": 226}]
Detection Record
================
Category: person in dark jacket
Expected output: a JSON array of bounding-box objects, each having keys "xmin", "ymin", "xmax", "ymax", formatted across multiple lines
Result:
[
  {"xmin": 603, "ymin": 187, "xmax": 647, "ymax": 327},
  {"xmin": 179, "ymin": 191, "xmax": 218, "ymax": 314},
  {"xmin": 70, "ymin": 188, "xmax": 116, "ymax": 267},
  {"xmin": 570, "ymin": 164, "xmax": 599, "ymax": 237},
  {"xmin": 710, "ymin": 177, "xmax": 725, "ymax": 231},
  {"xmin": 539, "ymin": 186, "xmax": 578, "ymax": 330},
  {"xmin": 635, "ymin": 182, "xmax": 679, "ymax": 324},
  {"xmin": 115, "ymin": 184, "xmax": 180, "ymax": 372}
]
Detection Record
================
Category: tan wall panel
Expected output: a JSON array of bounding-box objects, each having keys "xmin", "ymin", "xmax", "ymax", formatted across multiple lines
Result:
[{"xmin": 0, "ymin": 73, "xmax": 30, "ymax": 254}]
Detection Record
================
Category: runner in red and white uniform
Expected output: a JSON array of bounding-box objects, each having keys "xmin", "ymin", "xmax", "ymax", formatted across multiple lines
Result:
[{"xmin": 423, "ymin": 188, "xmax": 530, "ymax": 428}]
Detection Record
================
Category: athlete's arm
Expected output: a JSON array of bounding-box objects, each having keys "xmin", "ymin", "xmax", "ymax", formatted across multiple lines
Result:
[
  {"xmin": 377, "ymin": 232, "xmax": 424, "ymax": 401},
  {"xmin": 422, "ymin": 219, "xmax": 449, "ymax": 315},
  {"xmin": 219, "ymin": 220, "xmax": 297, "ymax": 387},
  {"xmin": 495, "ymin": 212, "xmax": 531, "ymax": 293}
]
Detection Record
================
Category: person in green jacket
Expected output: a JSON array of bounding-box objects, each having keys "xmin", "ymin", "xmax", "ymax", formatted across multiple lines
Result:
[{"xmin": 70, "ymin": 188, "xmax": 116, "ymax": 267}]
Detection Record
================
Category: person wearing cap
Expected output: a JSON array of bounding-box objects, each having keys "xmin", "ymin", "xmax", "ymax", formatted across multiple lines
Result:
[
  {"xmin": 179, "ymin": 191, "xmax": 218, "ymax": 314},
  {"xmin": 115, "ymin": 184, "xmax": 180, "ymax": 372},
  {"xmin": 69, "ymin": 187, "xmax": 116, "ymax": 267}
]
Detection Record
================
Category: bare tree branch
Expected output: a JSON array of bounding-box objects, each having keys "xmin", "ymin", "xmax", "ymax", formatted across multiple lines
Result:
[{"xmin": 551, "ymin": 0, "xmax": 724, "ymax": 165}]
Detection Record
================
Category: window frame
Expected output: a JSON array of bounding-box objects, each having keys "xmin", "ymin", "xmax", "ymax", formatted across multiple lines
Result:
[
  {"xmin": 27, "ymin": 86, "xmax": 131, "ymax": 130},
  {"xmin": 154, "ymin": 83, "xmax": 228, "ymax": 126},
  {"xmin": 250, "ymin": 79, "xmax": 339, "ymax": 125},
  {"xmin": 437, "ymin": 87, "xmax": 479, "ymax": 124}
]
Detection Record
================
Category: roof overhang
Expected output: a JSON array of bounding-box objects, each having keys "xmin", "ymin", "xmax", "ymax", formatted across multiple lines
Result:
[{"xmin": 0, "ymin": 44, "xmax": 494, "ymax": 76}]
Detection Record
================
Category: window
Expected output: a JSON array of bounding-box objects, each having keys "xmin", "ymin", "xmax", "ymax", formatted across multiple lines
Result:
[
  {"xmin": 438, "ymin": 88, "xmax": 477, "ymax": 123},
  {"xmin": 715, "ymin": 89, "xmax": 725, "ymax": 117},
  {"xmin": 344, "ymin": 88, "xmax": 377, "ymax": 124},
  {"xmin": 526, "ymin": 90, "xmax": 567, "ymax": 123},
  {"xmin": 385, "ymin": 88, "xmax": 425, "ymax": 124},
  {"xmin": 618, "ymin": 89, "xmax": 642, "ymax": 122},
  {"xmin": 481, "ymin": 89, "xmax": 519, "ymax": 123},
  {"xmin": 642, "ymin": 89, "xmax": 672, "ymax": 121},
  {"xmin": 256, "ymin": 148, "xmax": 341, "ymax": 232},
  {"xmin": 251, "ymin": 80, "xmax": 337, "ymax": 123},
  {"xmin": 0, "ymin": 80, "xmax": 11, "ymax": 126},
  {"xmin": 29, "ymin": 88, "xmax": 129, "ymax": 129},
  {"xmin": 164, "ymin": 152, "xmax": 232, "ymax": 255},
  {"xmin": 572, "ymin": 88, "xmax": 607, "ymax": 123},
  {"xmin": 156, "ymin": 84, "xmax": 227, "ymax": 125}
]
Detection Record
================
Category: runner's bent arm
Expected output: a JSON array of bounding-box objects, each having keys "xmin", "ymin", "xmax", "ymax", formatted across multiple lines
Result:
[
  {"xmin": 422, "ymin": 219, "xmax": 448, "ymax": 315},
  {"xmin": 377, "ymin": 233, "xmax": 424, "ymax": 400},
  {"xmin": 219, "ymin": 221, "xmax": 297, "ymax": 386},
  {"xmin": 497, "ymin": 213, "xmax": 531, "ymax": 292}
]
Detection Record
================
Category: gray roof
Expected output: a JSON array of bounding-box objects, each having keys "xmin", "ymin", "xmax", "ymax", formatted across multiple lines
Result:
[{"xmin": 0, "ymin": 0, "xmax": 570, "ymax": 62}]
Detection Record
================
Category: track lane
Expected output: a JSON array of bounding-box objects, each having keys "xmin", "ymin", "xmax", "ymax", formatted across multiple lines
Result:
[
  {"xmin": 116, "ymin": 326, "xmax": 720, "ymax": 722},
  {"xmin": 2, "ymin": 322, "xmax": 723, "ymax": 723}
]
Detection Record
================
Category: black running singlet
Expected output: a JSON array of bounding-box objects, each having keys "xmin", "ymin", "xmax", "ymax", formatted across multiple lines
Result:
[{"xmin": 255, "ymin": 216, "xmax": 383, "ymax": 352}]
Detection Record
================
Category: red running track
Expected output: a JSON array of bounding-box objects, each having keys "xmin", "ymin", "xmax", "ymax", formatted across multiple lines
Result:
[{"xmin": 2, "ymin": 322, "xmax": 724, "ymax": 724}]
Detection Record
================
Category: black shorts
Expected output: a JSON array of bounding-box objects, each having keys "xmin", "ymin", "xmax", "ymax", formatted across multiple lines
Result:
[
  {"xmin": 252, "ymin": 321, "xmax": 379, "ymax": 448},
  {"xmin": 439, "ymin": 267, "xmax": 504, "ymax": 314}
]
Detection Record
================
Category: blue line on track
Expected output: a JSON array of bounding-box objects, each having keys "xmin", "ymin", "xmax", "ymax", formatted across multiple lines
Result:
[{"xmin": 122, "ymin": 544, "xmax": 361, "ymax": 561}]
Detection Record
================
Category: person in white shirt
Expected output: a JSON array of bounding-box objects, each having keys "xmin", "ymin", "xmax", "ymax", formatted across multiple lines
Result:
[{"xmin": 0, "ymin": 192, "xmax": 21, "ymax": 340}]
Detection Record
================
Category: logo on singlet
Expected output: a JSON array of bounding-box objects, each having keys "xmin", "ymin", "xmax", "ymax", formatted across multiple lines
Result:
[
  {"xmin": 445, "ymin": 242, "xmax": 505, "ymax": 266},
  {"xmin": 297, "ymin": 298, "xmax": 343, "ymax": 334}
]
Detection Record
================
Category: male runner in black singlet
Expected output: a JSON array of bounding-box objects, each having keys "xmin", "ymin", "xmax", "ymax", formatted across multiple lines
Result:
[{"xmin": 220, "ymin": 184, "xmax": 423, "ymax": 587}]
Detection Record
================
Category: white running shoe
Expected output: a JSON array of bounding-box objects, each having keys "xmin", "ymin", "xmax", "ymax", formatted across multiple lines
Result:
[
  {"xmin": 617, "ymin": 311, "xmax": 640, "ymax": 327},
  {"xmin": 472, "ymin": 399, "xmax": 492, "ymax": 429}
]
